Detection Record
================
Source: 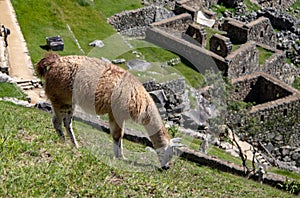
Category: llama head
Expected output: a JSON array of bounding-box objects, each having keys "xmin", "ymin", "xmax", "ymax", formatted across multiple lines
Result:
[{"xmin": 156, "ymin": 137, "xmax": 183, "ymax": 170}]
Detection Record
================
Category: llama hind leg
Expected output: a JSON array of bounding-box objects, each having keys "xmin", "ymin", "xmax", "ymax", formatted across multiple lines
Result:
[
  {"xmin": 63, "ymin": 107, "xmax": 78, "ymax": 148},
  {"xmin": 52, "ymin": 110, "xmax": 65, "ymax": 141},
  {"xmin": 109, "ymin": 114, "xmax": 125, "ymax": 159}
]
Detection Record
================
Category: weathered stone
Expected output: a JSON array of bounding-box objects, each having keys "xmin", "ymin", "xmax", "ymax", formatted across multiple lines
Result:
[
  {"xmin": 35, "ymin": 101, "xmax": 52, "ymax": 112},
  {"xmin": 88, "ymin": 40, "xmax": 104, "ymax": 48},
  {"xmin": 149, "ymin": 89, "xmax": 167, "ymax": 108},
  {"xmin": 112, "ymin": 58, "xmax": 126, "ymax": 64},
  {"xmin": 126, "ymin": 59, "xmax": 152, "ymax": 71}
]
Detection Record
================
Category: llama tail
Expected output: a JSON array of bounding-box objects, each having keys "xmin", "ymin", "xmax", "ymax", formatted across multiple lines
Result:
[{"xmin": 36, "ymin": 53, "xmax": 60, "ymax": 78}]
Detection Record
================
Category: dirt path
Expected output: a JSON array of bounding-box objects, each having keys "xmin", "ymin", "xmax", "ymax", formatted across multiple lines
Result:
[{"xmin": 0, "ymin": 0, "xmax": 44, "ymax": 103}]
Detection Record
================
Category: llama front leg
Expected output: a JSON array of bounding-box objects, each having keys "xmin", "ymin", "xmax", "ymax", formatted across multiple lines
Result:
[
  {"xmin": 109, "ymin": 114, "xmax": 125, "ymax": 159},
  {"xmin": 63, "ymin": 108, "xmax": 78, "ymax": 148}
]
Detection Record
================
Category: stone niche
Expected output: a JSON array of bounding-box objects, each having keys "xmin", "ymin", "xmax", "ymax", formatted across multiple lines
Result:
[
  {"xmin": 210, "ymin": 34, "xmax": 232, "ymax": 58},
  {"xmin": 183, "ymin": 23, "xmax": 206, "ymax": 48}
]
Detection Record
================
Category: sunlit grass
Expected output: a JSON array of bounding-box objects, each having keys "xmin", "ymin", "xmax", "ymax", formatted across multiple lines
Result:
[
  {"xmin": 0, "ymin": 101, "xmax": 295, "ymax": 197},
  {"xmin": 0, "ymin": 82, "xmax": 27, "ymax": 100}
]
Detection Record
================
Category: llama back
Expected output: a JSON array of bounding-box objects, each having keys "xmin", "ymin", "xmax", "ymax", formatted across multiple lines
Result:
[{"xmin": 72, "ymin": 57, "xmax": 117, "ymax": 114}]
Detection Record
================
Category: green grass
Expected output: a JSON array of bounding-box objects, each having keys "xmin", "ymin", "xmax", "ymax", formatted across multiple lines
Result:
[
  {"xmin": 10, "ymin": 0, "xmax": 142, "ymax": 64},
  {"xmin": 292, "ymin": 76, "xmax": 300, "ymax": 90},
  {"xmin": 11, "ymin": 0, "xmax": 205, "ymax": 89},
  {"xmin": 0, "ymin": 101, "xmax": 295, "ymax": 197},
  {"xmin": 244, "ymin": 0, "xmax": 261, "ymax": 12},
  {"xmin": 0, "ymin": 82, "xmax": 27, "ymax": 100},
  {"xmin": 204, "ymin": 27, "xmax": 226, "ymax": 50},
  {"xmin": 211, "ymin": 4, "xmax": 236, "ymax": 19},
  {"xmin": 291, "ymin": 1, "xmax": 300, "ymax": 18},
  {"xmin": 257, "ymin": 46, "xmax": 274, "ymax": 65}
]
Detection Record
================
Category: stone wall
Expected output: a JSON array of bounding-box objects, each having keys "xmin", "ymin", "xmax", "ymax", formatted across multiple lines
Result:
[
  {"xmin": 222, "ymin": 18, "xmax": 249, "ymax": 44},
  {"xmin": 174, "ymin": 0, "xmax": 220, "ymax": 20},
  {"xmin": 257, "ymin": 8, "xmax": 299, "ymax": 32},
  {"xmin": 183, "ymin": 24, "xmax": 206, "ymax": 48},
  {"xmin": 107, "ymin": 5, "xmax": 175, "ymax": 36},
  {"xmin": 143, "ymin": 0, "xmax": 177, "ymax": 10},
  {"xmin": 226, "ymin": 42, "xmax": 259, "ymax": 78},
  {"xmin": 150, "ymin": 13, "xmax": 192, "ymax": 33},
  {"xmin": 257, "ymin": 0, "xmax": 297, "ymax": 11},
  {"xmin": 142, "ymin": 77, "xmax": 188, "ymax": 123},
  {"xmin": 229, "ymin": 72, "xmax": 300, "ymax": 167},
  {"xmin": 248, "ymin": 17, "xmax": 276, "ymax": 49},
  {"xmin": 260, "ymin": 47, "xmax": 299, "ymax": 85},
  {"xmin": 210, "ymin": 34, "xmax": 232, "ymax": 58},
  {"xmin": 222, "ymin": 17, "xmax": 277, "ymax": 48},
  {"xmin": 146, "ymin": 25, "xmax": 229, "ymax": 75}
]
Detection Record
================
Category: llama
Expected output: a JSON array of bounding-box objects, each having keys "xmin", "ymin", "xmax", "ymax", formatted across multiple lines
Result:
[{"xmin": 36, "ymin": 53, "xmax": 181, "ymax": 169}]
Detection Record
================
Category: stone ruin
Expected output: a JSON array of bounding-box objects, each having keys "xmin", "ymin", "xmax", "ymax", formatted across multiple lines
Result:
[
  {"xmin": 145, "ymin": 12, "xmax": 297, "ymax": 80},
  {"xmin": 107, "ymin": 0, "xmax": 300, "ymax": 171},
  {"xmin": 221, "ymin": 17, "xmax": 277, "ymax": 48},
  {"xmin": 229, "ymin": 72, "xmax": 300, "ymax": 168},
  {"xmin": 256, "ymin": 0, "xmax": 297, "ymax": 11},
  {"xmin": 257, "ymin": 8, "xmax": 300, "ymax": 32},
  {"xmin": 209, "ymin": 33, "xmax": 232, "ymax": 57},
  {"xmin": 183, "ymin": 23, "xmax": 206, "ymax": 48},
  {"xmin": 107, "ymin": 5, "xmax": 175, "ymax": 37}
]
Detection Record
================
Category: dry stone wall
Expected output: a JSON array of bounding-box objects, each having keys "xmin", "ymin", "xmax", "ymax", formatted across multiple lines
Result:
[
  {"xmin": 222, "ymin": 17, "xmax": 277, "ymax": 49},
  {"xmin": 210, "ymin": 34, "xmax": 232, "ymax": 58},
  {"xmin": 222, "ymin": 18, "xmax": 249, "ymax": 44},
  {"xmin": 257, "ymin": 0, "xmax": 297, "ymax": 11},
  {"xmin": 226, "ymin": 42, "xmax": 259, "ymax": 78},
  {"xmin": 248, "ymin": 17, "xmax": 276, "ymax": 49},
  {"xmin": 260, "ymin": 48, "xmax": 299, "ymax": 85},
  {"xmin": 107, "ymin": 5, "xmax": 175, "ymax": 37},
  {"xmin": 257, "ymin": 8, "xmax": 300, "ymax": 32},
  {"xmin": 146, "ymin": 26, "xmax": 228, "ymax": 75},
  {"xmin": 229, "ymin": 72, "xmax": 300, "ymax": 167},
  {"xmin": 142, "ymin": 78, "xmax": 189, "ymax": 123}
]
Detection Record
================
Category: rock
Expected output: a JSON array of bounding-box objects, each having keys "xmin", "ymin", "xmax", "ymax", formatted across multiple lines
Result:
[
  {"xmin": 126, "ymin": 59, "xmax": 151, "ymax": 71},
  {"xmin": 181, "ymin": 109, "xmax": 208, "ymax": 130},
  {"xmin": 0, "ymin": 72, "xmax": 14, "ymax": 83},
  {"xmin": 39, "ymin": 90, "xmax": 46, "ymax": 98},
  {"xmin": 149, "ymin": 90, "xmax": 167, "ymax": 108},
  {"xmin": 88, "ymin": 40, "xmax": 104, "ymax": 48},
  {"xmin": 34, "ymin": 101, "xmax": 52, "ymax": 112},
  {"xmin": 265, "ymin": 142, "xmax": 274, "ymax": 153},
  {"xmin": 112, "ymin": 58, "xmax": 126, "ymax": 64}
]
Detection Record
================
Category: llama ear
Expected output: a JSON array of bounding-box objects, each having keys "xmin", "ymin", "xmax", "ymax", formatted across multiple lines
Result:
[{"xmin": 170, "ymin": 137, "xmax": 184, "ymax": 147}]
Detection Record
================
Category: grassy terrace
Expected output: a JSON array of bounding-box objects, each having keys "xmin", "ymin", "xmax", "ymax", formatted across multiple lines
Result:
[
  {"xmin": 0, "ymin": 100, "xmax": 296, "ymax": 197},
  {"xmin": 257, "ymin": 46, "xmax": 274, "ymax": 65},
  {"xmin": 11, "ymin": 0, "xmax": 142, "ymax": 63},
  {"xmin": 3, "ymin": 0, "xmax": 300, "ymax": 196},
  {"xmin": 11, "ymin": 0, "xmax": 204, "ymax": 89}
]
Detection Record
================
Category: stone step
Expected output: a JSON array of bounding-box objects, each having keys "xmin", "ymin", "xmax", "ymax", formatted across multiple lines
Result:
[{"xmin": 21, "ymin": 85, "xmax": 34, "ymax": 90}]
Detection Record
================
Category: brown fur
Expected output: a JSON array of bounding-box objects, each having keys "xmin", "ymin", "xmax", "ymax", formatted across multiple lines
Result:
[{"xmin": 36, "ymin": 53, "xmax": 170, "ymax": 149}]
